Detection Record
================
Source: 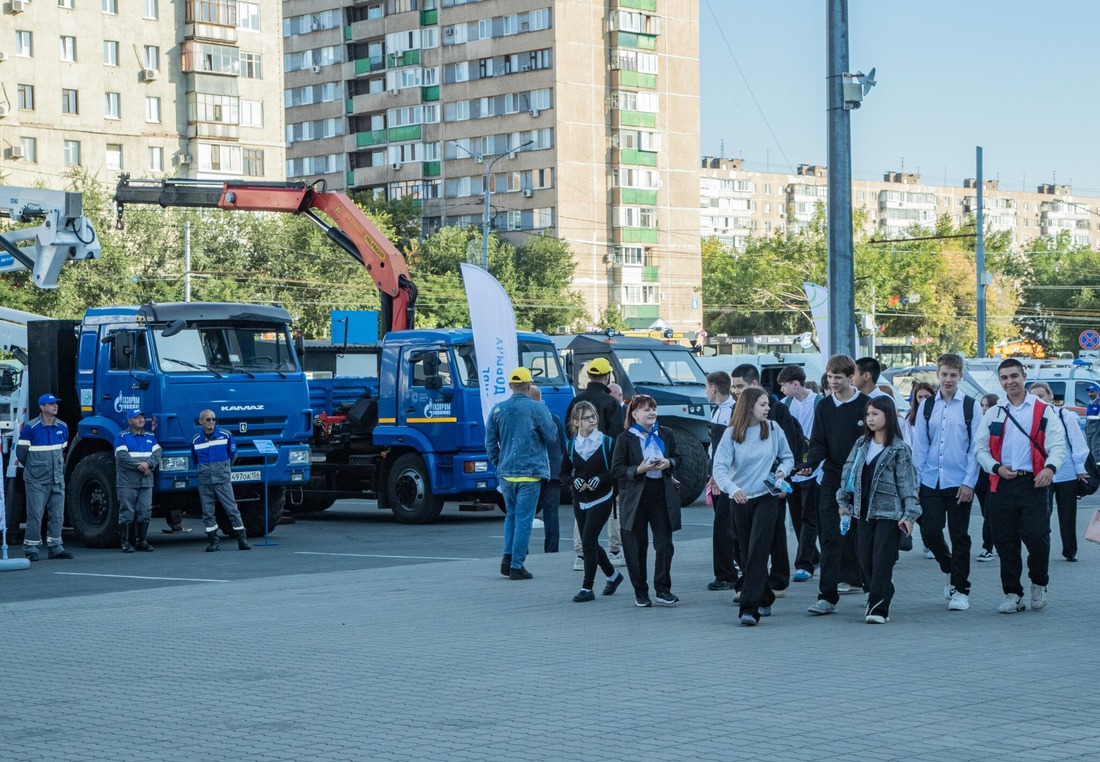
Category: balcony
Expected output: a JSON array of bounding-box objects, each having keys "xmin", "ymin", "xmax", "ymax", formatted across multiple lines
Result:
[
  {"xmin": 421, "ymin": 9, "xmax": 438, "ymax": 26},
  {"xmin": 188, "ymin": 122, "xmax": 239, "ymax": 141},
  {"xmin": 613, "ymin": 188, "xmax": 658, "ymax": 205},
  {"xmin": 615, "ymin": 227, "xmax": 659, "ymax": 244},
  {"xmin": 614, "ymin": 148, "xmax": 658, "ymax": 167},
  {"xmin": 353, "ymin": 56, "xmax": 386, "ymax": 76},
  {"xmin": 614, "ymin": 0, "xmax": 658, "ymax": 9},
  {"xmin": 388, "ymin": 124, "xmax": 422, "ymax": 142},
  {"xmin": 387, "ymin": 50, "xmax": 421, "ymax": 69},
  {"xmin": 613, "ymin": 110, "xmax": 657, "ymax": 129},
  {"xmin": 612, "ymin": 70, "xmax": 657, "ymax": 90},
  {"xmin": 184, "ymin": 22, "xmax": 238, "ymax": 45},
  {"xmin": 611, "ymin": 31, "xmax": 657, "ymax": 50},
  {"xmin": 356, "ymin": 129, "xmax": 388, "ymax": 148},
  {"xmin": 622, "ymin": 305, "xmax": 661, "ymax": 323}
]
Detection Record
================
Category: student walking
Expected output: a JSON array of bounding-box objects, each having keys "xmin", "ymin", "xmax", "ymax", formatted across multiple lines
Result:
[
  {"xmin": 705, "ymin": 370, "xmax": 738, "ymax": 591},
  {"xmin": 562, "ymin": 401, "xmax": 625, "ymax": 602},
  {"xmin": 778, "ymin": 364, "xmax": 823, "ymax": 582},
  {"xmin": 712, "ymin": 387, "xmax": 794, "ymax": 626},
  {"xmin": 837, "ymin": 396, "xmax": 921, "ymax": 624},
  {"xmin": 611, "ymin": 395, "xmax": 682, "ymax": 608},
  {"xmin": 1029, "ymin": 383, "xmax": 1089, "ymax": 562},
  {"xmin": 975, "ymin": 393, "xmax": 1000, "ymax": 562}
]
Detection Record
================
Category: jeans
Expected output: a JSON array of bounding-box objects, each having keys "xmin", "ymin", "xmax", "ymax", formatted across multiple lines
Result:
[
  {"xmin": 1047, "ymin": 479, "xmax": 1079, "ymax": 560},
  {"xmin": 732, "ymin": 494, "xmax": 779, "ymax": 619},
  {"xmin": 792, "ymin": 480, "xmax": 821, "ymax": 573},
  {"xmin": 575, "ymin": 500, "xmax": 616, "ymax": 590},
  {"xmin": 538, "ymin": 479, "xmax": 561, "ymax": 553},
  {"xmin": 918, "ymin": 485, "xmax": 973, "ymax": 595},
  {"xmin": 989, "ymin": 475, "xmax": 1051, "ymax": 597},
  {"xmin": 501, "ymin": 480, "xmax": 542, "ymax": 569},
  {"xmin": 859, "ymin": 518, "xmax": 901, "ymax": 618}
]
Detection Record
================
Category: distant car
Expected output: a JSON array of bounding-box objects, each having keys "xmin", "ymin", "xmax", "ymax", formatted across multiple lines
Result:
[{"xmin": 883, "ymin": 366, "xmax": 989, "ymax": 403}]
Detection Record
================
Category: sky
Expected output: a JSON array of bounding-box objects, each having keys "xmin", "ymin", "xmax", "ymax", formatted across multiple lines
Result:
[{"xmin": 699, "ymin": 0, "xmax": 1100, "ymax": 197}]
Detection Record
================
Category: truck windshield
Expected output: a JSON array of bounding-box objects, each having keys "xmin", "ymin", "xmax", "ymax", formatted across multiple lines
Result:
[
  {"xmin": 452, "ymin": 341, "xmax": 567, "ymax": 388},
  {"xmin": 154, "ymin": 325, "xmax": 298, "ymax": 374},
  {"xmin": 614, "ymin": 349, "xmax": 707, "ymax": 386}
]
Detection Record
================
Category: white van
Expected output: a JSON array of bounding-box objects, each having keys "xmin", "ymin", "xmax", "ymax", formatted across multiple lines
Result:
[{"xmin": 696, "ymin": 353, "xmax": 825, "ymax": 397}]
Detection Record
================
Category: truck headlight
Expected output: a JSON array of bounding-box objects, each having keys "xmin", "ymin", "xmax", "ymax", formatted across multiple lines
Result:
[
  {"xmin": 289, "ymin": 449, "xmax": 310, "ymax": 465},
  {"xmin": 463, "ymin": 460, "xmax": 489, "ymax": 474},
  {"xmin": 161, "ymin": 456, "xmax": 190, "ymax": 472}
]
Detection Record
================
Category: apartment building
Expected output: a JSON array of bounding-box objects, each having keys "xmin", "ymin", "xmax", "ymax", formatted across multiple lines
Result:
[
  {"xmin": 284, "ymin": 0, "xmax": 702, "ymax": 331},
  {"xmin": 701, "ymin": 157, "xmax": 1100, "ymax": 252},
  {"xmin": 0, "ymin": 0, "xmax": 286, "ymax": 186}
]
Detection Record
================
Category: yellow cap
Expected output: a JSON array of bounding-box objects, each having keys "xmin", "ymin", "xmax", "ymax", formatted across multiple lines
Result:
[
  {"xmin": 509, "ymin": 367, "xmax": 533, "ymax": 383},
  {"xmin": 587, "ymin": 357, "xmax": 613, "ymax": 376}
]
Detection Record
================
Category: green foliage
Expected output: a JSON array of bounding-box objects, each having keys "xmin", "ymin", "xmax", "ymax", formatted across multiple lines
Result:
[{"xmin": 1017, "ymin": 232, "xmax": 1100, "ymax": 353}]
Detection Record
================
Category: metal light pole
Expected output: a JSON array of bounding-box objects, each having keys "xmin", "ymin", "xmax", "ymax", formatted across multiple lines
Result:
[
  {"xmin": 826, "ymin": 0, "xmax": 855, "ymax": 359},
  {"xmin": 451, "ymin": 139, "xmax": 534, "ymax": 270},
  {"xmin": 975, "ymin": 146, "xmax": 987, "ymax": 357}
]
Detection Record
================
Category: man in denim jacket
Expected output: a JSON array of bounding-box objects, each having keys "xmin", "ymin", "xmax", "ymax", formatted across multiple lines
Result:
[{"xmin": 486, "ymin": 367, "xmax": 558, "ymax": 580}]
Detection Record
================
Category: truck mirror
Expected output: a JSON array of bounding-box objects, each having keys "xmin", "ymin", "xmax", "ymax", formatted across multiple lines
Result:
[
  {"xmin": 424, "ymin": 376, "xmax": 443, "ymax": 391},
  {"xmin": 294, "ymin": 332, "xmax": 305, "ymax": 360},
  {"xmin": 113, "ymin": 331, "xmax": 134, "ymax": 368},
  {"xmin": 162, "ymin": 318, "xmax": 188, "ymax": 338}
]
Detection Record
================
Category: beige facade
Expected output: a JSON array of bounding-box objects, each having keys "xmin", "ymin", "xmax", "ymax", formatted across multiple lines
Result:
[
  {"xmin": 0, "ymin": 0, "xmax": 285, "ymax": 187},
  {"xmin": 701, "ymin": 157, "xmax": 1100, "ymax": 252},
  {"xmin": 285, "ymin": 0, "xmax": 702, "ymax": 331}
]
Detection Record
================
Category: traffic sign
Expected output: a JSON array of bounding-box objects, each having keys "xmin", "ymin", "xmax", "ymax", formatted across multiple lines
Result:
[{"xmin": 1080, "ymin": 330, "xmax": 1100, "ymax": 350}]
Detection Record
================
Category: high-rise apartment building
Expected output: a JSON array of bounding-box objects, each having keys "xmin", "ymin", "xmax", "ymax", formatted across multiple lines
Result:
[
  {"xmin": 284, "ymin": 0, "xmax": 701, "ymax": 331},
  {"xmin": 0, "ymin": 0, "xmax": 286, "ymax": 186}
]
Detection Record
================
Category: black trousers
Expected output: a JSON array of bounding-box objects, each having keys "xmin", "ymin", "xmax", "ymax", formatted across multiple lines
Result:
[
  {"xmin": 858, "ymin": 518, "xmax": 901, "ymax": 618},
  {"xmin": 975, "ymin": 471, "xmax": 994, "ymax": 553},
  {"xmin": 917, "ymin": 486, "xmax": 973, "ymax": 595},
  {"xmin": 538, "ymin": 480, "xmax": 561, "ymax": 553},
  {"xmin": 1047, "ymin": 479, "xmax": 1079, "ymax": 560},
  {"xmin": 711, "ymin": 491, "xmax": 738, "ymax": 583},
  {"xmin": 817, "ymin": 481, "xmax": 863, "ymax": 604},
  {"xmin": 574, "ymin": 500, "xmax": 616, "ymax": 590},
  {"xmin": 989, "ymin": 476, "xmax": 1051, "ymax": 597},
  {"xmin": 622, "ymin": 479, "xmax": 675, "ymax": 598},
  {"xmin": 732, "ymin": 494, "xmax": 779, "ymax": 619},
  {"xmin": 792, "ymin": 479, "xmax": 821, "ymax": 573},
  {"xmin": 766, "ymin": 498, "xmax": 790, "ymax": 591}
]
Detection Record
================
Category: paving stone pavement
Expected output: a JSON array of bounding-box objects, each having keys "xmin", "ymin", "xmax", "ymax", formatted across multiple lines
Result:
[{"xmin": 2, "ymin": 508, "xmax": 1098, "ymax": 761}]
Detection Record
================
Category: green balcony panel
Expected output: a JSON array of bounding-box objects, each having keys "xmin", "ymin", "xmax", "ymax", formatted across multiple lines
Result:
[
  {"xmin": 619, "ymin": 0, "xmax": 658, "ymax": 10},
  {"xmin": 618, "ymin": 149, "xmax": 658, "ymax": 167},
  {"xmin": 621, "ymin": 188, "xmax": 659, "ymax": 205},
  {"xmin": 623, "ymin": 305, "xmax": 661, "ymax": 325},
  {"xmin": 347, "ymin": 170, "xmax": 355, "ymax": 187},
  {"xmin": 422, "ymin": 85, "xmax": 440, "ymax": 101},
  {"xmin": 357, "ymin": 129, "xmax": 389, "ymax": 147},
  {"xmin": 619, "ymin": 71, "xmax": 657, "ymax": 90},
  {"xmin": 618, "ymin": 111, "xmax": 657, "ymax": 129},
  {"xmin": 642, "ymin": 266, "xmax": 659, "ymax": 283},
  {"xmin": 621, "ymin": 227, "xmax": 659, "ymax": 244},
  {"xmin": 388, "ymin": 49, "xmax": 421, "ymax": 69},
  {"xmin": 346, "ymin": 98, "xmax": 354, "ymax": 115},
  {"xmin": 614, "ymin": 32, "xmax": 639, "ymax": 49},
  {"xmin": 354, "ymin": 58, "xmax": 372, "ymax": 76},
  {"xmin": 636, "ymin": 34, "xmax": 657, "ymax": 50},
  {"xmin": 345, "ymin": 25, "xmax": 352, "ymax": 42},
  {"xmin": 423, "ymin": 161, "xmax": 441, "ymax": 177},
  {"xmin": 420, "ymin": 9, "xmax": 438, "ymax": 25},
  {"xmin": 388, "ymin": 124, "xmax": 423, "ymax": 142}
]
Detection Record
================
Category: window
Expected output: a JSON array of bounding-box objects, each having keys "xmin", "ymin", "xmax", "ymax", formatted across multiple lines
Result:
[
  {"xmin": 103, "ymin": 0, "xmax": 118, "ymax": 13},
  {"xmin": 64, "ymin": 140, "xmax": 82, "ymax": 165},
  {"xmin": 238, "ymin": 2, "xmax": 260, "ymax": 31},
  {"xmin": 16, "ymin": 31, "xmax": 33, "ymax": 58},
  {"xmin": 60, "ymin": 36, "xmax": 77, "ymax": 62},
  {"xmin": 104, "ymin": 40, "xmax": 119, "ymax": 66},
  {"xmin": 61, "ymin": 89, "xmax": 78, "ymax": 114},
  {"xmin": 240, "ymin": 100, "xmax": 263, "ymax": 128},
  {"xmin": 148, "ymin": 146, "xmax": 164, "ymax": 172},
  {"xmin": 240, "ymin": 52, "xmax": 262, "ymax": 79},
  {"xmin": 106, "ymin": 143, "xmax": 123, "ymax": 170},
  {"xmin": 145, "ymin": 96, "xmax": 161, "ymax": 123},
  {"xmin": 59, "ymin": 0, "xmax": 75, "ymax": 8},
  {"xmin": 143, "ymin": 0, "xmax": 158, "ymax": 19},
  {"xmin": 188, "ymin": 0, "xmax": 238, "ymax": 25},
  {"xmin": 243, "ymin": 148, "xmax": 264, "ymax": 177},
  {"xmin": 144, "ymin": 46, "xmax": 160, "ymax": 70},
  {"xmin": 17, "ymin": 84, "xmax": 34, "ymax": 111},
  {"xmin": 105, "ymin": 92, "xmax": 120, "ymax": 119},
  {"xmin": 19, "ymin": 137, "xmax": 38, "ymax": 164}
]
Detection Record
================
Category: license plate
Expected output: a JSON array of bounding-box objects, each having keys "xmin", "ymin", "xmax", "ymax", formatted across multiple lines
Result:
[{"xmin": 230, "ymin": 470, "xmax": 261, "ymax": 483}]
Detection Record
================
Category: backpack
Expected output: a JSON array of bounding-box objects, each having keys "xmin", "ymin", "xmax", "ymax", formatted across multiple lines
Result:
[
  {"xmin": 922, "ymin": 394, "xmax": 976, "ymax": 448},
  {"xmin": 567, "ymin": 434, "xmax": 613, "ymax": 471}
]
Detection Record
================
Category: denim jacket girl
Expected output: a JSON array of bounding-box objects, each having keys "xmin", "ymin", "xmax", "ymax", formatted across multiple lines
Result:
[{"xmin": 837, "ymin": 435, "xmax": 922, "ymax": 524}]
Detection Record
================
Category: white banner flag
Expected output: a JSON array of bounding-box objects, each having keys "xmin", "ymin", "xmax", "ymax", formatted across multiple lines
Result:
[
  {"xmin": 461, "ymin": 264, "xmax": 519, "ymax": 427},
  {"xmin": 804, "ymin": 282, "xmax": 830, "ymax": 358}
]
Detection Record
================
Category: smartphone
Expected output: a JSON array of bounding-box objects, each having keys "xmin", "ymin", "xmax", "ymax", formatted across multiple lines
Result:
[{"xmin": 898, "ymin": 521, "xmax": 911, "ymax": 537}]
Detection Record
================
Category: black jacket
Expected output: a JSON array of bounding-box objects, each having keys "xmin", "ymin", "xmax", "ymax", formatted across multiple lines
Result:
[
  {"xmin": 566, "ymin": 381, "xmax": 624, "ymax": 438},
  {"xmin": 806, "ymin": 391, "xmax": 867, "ymax": 486},
  {"xmin": 561, "ymin": 433, "xmax": 615, "ymax": 509},
  {"xmin": 611, "ymin": 428, "xmax": 682, "ymax": 533}
]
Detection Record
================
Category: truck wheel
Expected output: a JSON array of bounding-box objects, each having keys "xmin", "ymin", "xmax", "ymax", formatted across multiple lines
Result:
[
  {"xmin": 67, "ymin": 451, "xmax": 121, "ymax": 548},
  {"xmin": 664, "ymin": 427, "xmax": 708, "ymax": 507},
  {"xmin": 387, "ymin": 453, "xmax": 445, "ymax": 524},
  {"xmin": 222, "ymin": 486, "xmax": 286, "ymax": 537}
]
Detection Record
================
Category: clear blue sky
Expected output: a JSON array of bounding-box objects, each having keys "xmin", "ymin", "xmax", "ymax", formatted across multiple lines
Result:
[{"xmin": 700, "ymin": 0, "xmax": 1100, "ymax": 197}]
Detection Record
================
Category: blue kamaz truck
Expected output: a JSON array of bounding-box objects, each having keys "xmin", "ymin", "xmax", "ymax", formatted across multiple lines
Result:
[
  {"xmin": 298, "ymin": 328, "xmax": 572, "ymax": 523},
  {"xmin": 10, "ymin": 302, "xmax": 312, "ymax": 546}
]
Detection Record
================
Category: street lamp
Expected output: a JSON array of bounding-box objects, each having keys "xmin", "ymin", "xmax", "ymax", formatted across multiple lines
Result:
[{"xmin": 451, "ymin": 138, "xmax": 534, "ymax": 270}]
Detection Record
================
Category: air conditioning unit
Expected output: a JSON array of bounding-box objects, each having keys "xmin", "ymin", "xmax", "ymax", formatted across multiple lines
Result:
[
  {"xmin": 177, "ymin": 154, "xmax": 192, "ymax": 166},
  {"xmin": 142, "ymin": 68, "xmax": 158, "ymax": 82},
  {"xmin": 6, "ymin": 145, "xmax": 25, "ymax": 160},
  {"xmin": 0, "ymin": 104, "xmax": 8, "ymax": 118},
  {"xmin": 7, "ymin": 0, "xmax": 27, "ymax": 14},
  {"xmin": 529, "ymin": 108, "xmax": 540, "ymax": 118},
  {"xmin": 0, "ymin": 52, "xmax": 7, "ymax": 63},
  {"xmin": 521, "ymin": 65, "xmax": 530, "ymax": 72},
  {"xmin": 521, "ymin": 21, "xmax": 530, "ymax": 30},
  {"xmin": 522, "ymin": 188, "xmax": 533, "ymax": 199},
  {"xmin": 444, "ymin": 27, "xmax": 455, "ymax": 36},
  {"xmin": 311, "ymin": 65, "xmax": 322, "ymax": 73},
  {"xmin": 390, "ymin": 87, "xmax": 399, "ymax": 95},
  {"xmin": 391, "ymin": 162, "xmax": 401, "ymax": 170}
]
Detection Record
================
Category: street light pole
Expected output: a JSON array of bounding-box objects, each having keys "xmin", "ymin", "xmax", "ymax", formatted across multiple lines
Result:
[{"xmin": 451, "ymin": 138, "xmax": 534, "ymax": 270}]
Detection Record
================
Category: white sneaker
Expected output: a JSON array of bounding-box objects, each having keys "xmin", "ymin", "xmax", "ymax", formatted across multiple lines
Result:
[
  {"xmin": 998, "ymin": 593, "xmax": 1025, "ymax": 614},
  {"xmin": 609, "ymin": 550, "xmax": 626, "ymax": 568},
  {"xmin": 772, "ymin": 588, "xmax": 787, "ymax": 598},
  {"xmin": 976, "ymin": 550, "xmax": 995, "ymax": 562},
  {"xmin": 837, "ymin": 582, "xmax": 851, "ymax": 594},
  {"xmin": 944, "ymin": 581, "xmax": 954, "ymax": 601},
  {"xmin": 807, "ymin": 599, "xmax": 836, "ymax": 616},
  {"xmin": 1030, "ymin": 584, "xmax": 1048, "ymax": 611},
  {"xmin": 573, "ymin": 556, "xmax": 584, "ymax": 571},
  {"xmin": 924, "ymin": 549, "xmax": 935, "ymax": 559},
  {"xmin": 948, "ymin": 591, "xmax": 970, "ymax": 611}
]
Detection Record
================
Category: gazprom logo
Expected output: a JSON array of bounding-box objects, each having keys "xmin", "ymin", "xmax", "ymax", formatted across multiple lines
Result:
[{"xmin": 114, "ymin": 391, "xmax": 142, "ymax": 414}]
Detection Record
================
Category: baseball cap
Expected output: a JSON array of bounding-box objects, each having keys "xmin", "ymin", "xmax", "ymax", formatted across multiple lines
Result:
[
  {"xmin": 587, "ymin": 357, "xmax": 613, "ymax": 376},
  {"xmin": 126, "ymin": 408, "xmax": 146, "ymax": 419},
  {"xmin": 1089, "ymin": 384, "xmax": 1100, "ymax": 392},
  {"xmin": 38, "ymin": 393, "xmax": 60, "ymax": 405},
  {"xmin": 509, "ymin": 367, "xmax": 533, "ymax": 383}
]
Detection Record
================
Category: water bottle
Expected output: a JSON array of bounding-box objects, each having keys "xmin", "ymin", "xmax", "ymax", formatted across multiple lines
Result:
[
  {"xmin": 840, "ymin": 513, "xmax": 851, "ymax": 535},
  {"xmin": 773, "ymin": 477, "xmax": 793, "ymax": 495}
]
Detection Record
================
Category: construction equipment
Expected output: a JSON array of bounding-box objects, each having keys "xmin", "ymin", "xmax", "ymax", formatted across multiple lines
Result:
[{"xmin": 0, "ymin": 187, "xmax": 101, "ymax": 288}]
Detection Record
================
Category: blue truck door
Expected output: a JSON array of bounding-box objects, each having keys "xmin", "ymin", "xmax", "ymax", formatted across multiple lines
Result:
[
  {"xmin": 97, "ymin": 329, "xmax": 155, "ymax": 423},
  {"xmin": 398, "ymin": 346, "xmax": 457, "ymax": 430}
]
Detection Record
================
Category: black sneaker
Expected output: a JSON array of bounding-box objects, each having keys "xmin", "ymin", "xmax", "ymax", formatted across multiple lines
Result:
[
  {"xmin": 573, "ymin": 589, "xmax": 596, "ymax": 603},
  {"xmin": 48, "ymin": 549, "xmax": 74, "ymax": 560},
  {"xmin": 602, "ymin": 573, "xmax": 625, "ymax": 596},
  {"xmin": 500, "ymin": 554, "xmax": 512, "ymax": 576},
  {"xmin": 635, "ymin": 596, "xmax": 653, "ymax": 607},
  {"xmin": 707, "ymin": 579, "xmax": 734, "ymax": 591},
  {"xmin": 24, "ymin": 551, "xmax": 38, "ymax": 562},
  {"xmin": 655, "ymin": 591, "xmax": 679, "ymax": 605},
  {"xmin": 509, "ymin": 567, "xmax": 533, "ymax": 580}
]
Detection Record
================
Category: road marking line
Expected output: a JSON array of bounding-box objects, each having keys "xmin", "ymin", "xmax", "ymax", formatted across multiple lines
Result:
[
  {"xmin": 294, "ymin": 551, "xmax": 479, "ymax": 561},
  {"xmin": 55, "ymin": 572, "xmax": 229, "ymax": 583}
]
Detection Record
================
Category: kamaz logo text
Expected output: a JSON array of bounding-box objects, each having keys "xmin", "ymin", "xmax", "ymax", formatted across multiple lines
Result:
[{"xmin": 221, "ymin": 405, "xmax": 264, "ymax": 412}]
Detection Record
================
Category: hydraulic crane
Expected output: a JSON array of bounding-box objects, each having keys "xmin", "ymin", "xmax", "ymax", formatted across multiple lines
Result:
[
  {"xmin": 0, "ymin": 187, "xmax": 102, "ymax": 288},
  {"xmin": 113, "ymin": 175, "xmax": 417, "ymax": 336}
]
